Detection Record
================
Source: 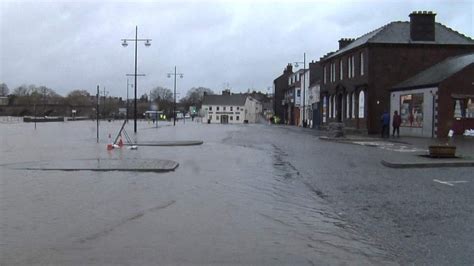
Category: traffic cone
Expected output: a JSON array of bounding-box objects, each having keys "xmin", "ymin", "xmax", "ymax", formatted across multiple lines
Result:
[
  {"xmin": 107, "ymin": 133, "xmax": 114, "ymax": 150},
  {"xmin": 118, "ymin": 134, "xmax": 124, "ymax": 147}
]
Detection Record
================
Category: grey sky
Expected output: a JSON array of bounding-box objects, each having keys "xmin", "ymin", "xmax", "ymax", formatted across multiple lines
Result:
[{"xmin": 1, "ymin": 0, "xmax": 472, "ymax": 99}]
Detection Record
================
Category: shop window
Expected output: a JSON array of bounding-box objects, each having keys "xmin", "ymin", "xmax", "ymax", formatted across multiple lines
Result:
[
  {"xmin": 236, "ymin": 116, "xmax": 239, "ymax": 121},
  {"xmin": 346, "ymin": 94, "xmax": 350, "ymax": 118},
  {"xmin": 400, "ymin": 93, "xmax": 423, "ymax": 127},
  {"xmin": 351, "ymin": 93, "xmax": 355, "ymax": 118},
  {"xmin": 466, "ymin": 98, "xmax": 474, "ymax": 118},
  {"xmin": 230, "ymin": 116, "xmax": 233, "ymax": 120},
  {"xmin": 216, "ymin": 115, "xmax": 220, "ymax": 120}
]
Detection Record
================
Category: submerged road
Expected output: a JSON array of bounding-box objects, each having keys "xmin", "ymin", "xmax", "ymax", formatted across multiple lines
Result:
[{"xmin": 1, "ymin": 121, "xmax": 472, "ymax": 264}]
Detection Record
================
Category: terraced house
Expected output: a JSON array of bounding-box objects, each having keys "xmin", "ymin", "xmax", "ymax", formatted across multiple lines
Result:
[{"xmin": 320, "ymin": 11, "xmax": 474, "ymax": 134}]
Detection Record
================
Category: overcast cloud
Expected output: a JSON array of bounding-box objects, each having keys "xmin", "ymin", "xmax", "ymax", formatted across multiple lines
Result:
[{"xmin": 1, "ymin": 0, "xmax": 472, "ymax": 99}]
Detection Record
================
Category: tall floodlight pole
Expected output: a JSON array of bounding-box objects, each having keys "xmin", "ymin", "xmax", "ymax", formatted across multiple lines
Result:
[
  {"xmin": 294, "ymin": 52, "xmax": 306, "ymax": 127},
  {"xmin": 96, "ymin": 85, "xmax": 99, "ymax": 143},
  {"xmin": 121, "ymin": 26, "xmax": 151, "ymax": 133},
  {"xmin": 167, "ymin": 66, "xmax": 184, "ymax": 126}
]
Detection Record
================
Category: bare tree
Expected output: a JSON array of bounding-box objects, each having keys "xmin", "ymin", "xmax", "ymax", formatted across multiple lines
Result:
[
  {"xmin": 182, "ymin": 87, "xmax": 214, "ymax": 109},
  {"xmin": 12, "ymin": 85, "xmax": 29, "ymax": 96},
  {"xmin": 0, "ymin": 83, "xmax": 9, "ymax": 96},
  {"xmin": 150, "ymin": 86, "xmax": 173, "ymax": 102},
  {"xmin": 66, "ymin": 90, "xmax": 91, "ymax": 106}
]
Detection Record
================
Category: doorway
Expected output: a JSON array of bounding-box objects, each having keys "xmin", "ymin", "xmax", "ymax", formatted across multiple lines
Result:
[{"xmin": 221, "ymin": 115, "xmax": 229, "ymax": 124}]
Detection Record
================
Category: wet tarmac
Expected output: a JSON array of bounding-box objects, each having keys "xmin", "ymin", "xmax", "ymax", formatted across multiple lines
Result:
[{"xmin": 1, "ymin": 120, "xmax": 395, "ymax": 265}]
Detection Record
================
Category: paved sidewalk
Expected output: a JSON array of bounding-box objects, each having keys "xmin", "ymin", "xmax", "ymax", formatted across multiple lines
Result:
[{"xmin": 274, "ymin": 124, "xmax": 474, "ymax": 168}]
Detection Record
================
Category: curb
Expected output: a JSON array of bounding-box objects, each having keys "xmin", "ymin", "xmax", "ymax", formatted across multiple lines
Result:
[{"xmin": 381, "ymin": 159, "xmax": 474, "ymax": 168}]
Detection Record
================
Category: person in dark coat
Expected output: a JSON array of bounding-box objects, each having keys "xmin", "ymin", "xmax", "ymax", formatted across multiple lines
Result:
[
  {"xmin": 392, "ymin": 110, "xmax": 401, "ymax": 137},
  {"xmin": 381, "ymin": 111, "xmax": 390, "ymax": 138}
]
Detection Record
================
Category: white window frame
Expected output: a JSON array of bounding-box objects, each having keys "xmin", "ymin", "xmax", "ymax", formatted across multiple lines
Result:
[
  {"xmin": 347, "ymin": 57, "xmax": 351, "ymax": 78},
  {"xmin": 346, "ymin": 93, "xmax": 350, "ymax": 118},
  {"xmin": 351, "ymin": 56, "xmax": 355, "ymax": 78},
  {"xmin": 358, "ymin": 91, "xmax": 365, "ymax": 118},
  {"xmin": 360, "ymin": 52, "xmax": 364, "ymax": 76},
  {"xmin": 340, "ymin": 60, "xmax": 343, "ymax": 80}
]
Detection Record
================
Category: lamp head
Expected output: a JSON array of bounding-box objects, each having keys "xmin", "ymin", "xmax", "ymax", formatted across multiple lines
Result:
[
  {"xmin": 121, "ymin": 40, "xmax": 128, "ymax": 47},
  {"xmin": 145, "ymin": 40, "xmax": 151, "ymax": 47}
]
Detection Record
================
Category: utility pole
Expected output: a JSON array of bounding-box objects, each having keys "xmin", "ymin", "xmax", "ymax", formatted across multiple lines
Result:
[
  {"xmin": 167, "ymin": 66, "xmax": 184, "ymax": 126},
  {"xmin": 121, "ymin": 26, "xmax": 152, "ymax": 133},
  {"xmin": 96, "ymin": 85, "xmax": 99, "ymax": 143}
]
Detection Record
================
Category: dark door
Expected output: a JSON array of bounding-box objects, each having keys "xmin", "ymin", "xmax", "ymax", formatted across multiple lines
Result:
[
  {"xmin": 221, "ymin": 115, "xmax": 229, "ymax": 124},
  {"xmin": 312, "ymin": 103, "xmax": 321, "ymax": 128}
]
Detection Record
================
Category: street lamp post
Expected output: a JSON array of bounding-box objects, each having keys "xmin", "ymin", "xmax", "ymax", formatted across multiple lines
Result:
[
  {"xmin": 167, "ymin": 66, "xmax": 184, "ymax": 126},
  {"xmin": 294, "ymin": 53, "xmax": 306, "ymax": 127},
  {"xmin": 121, "ymin": 26, "xmax": 151, "ymax": 133}
]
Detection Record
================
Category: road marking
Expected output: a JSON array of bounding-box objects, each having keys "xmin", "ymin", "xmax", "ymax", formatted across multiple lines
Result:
[{"xmin": 433, "ymin": 179, "xmax": 468, "ymax": 186}]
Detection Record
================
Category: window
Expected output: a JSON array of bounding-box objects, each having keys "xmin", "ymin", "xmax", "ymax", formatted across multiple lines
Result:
[
  {"xmin": 347, "ymin": 57, "xmax": 351, "ymax": 78},
  {"xmin": 217, "ymin": 106, "xmax": 220, "ymax": 111},
  {"xmin": 236, "ymin": 116, "xmax": 239, "ymax": 121},
  {"xmin": 323, "ymin": 96, "xmax": 327, "ymax": 123},
  {"xmin": 324, "ymin": 66, "xmax": 327, "ymax": 84},
  {"xmin": 237, "ymin": 106, "xmax": 239, "ymax": 110},
  {"xmin": 223, "ymin": 106, "xmax": 226, "ymax": 111},
  {"xmin": 230, "ymin": 106, "xmax": 233, "ymax": 111},
  {"xmin": 230, "ymin": 116, "xmax": 233, "ymax": 121},
  {"xmin": 332, "ymin": 96, "xmax": 336, "ymax": 118},
  {"xmin": 400, "ymin": 94, "xmax": 424, "ymax": 127},
  {"xmin": 288, "ymin": 77, "xmax": 291, "ymax": 85},
  {"xmin": 358, "ymin": 91, "xmax": 365, "ymax": 118},
  {"xmin": 346, "ymin": 93, "xmax": 350, "ymax": 118},
  {"xmin": 209, "ymin": 115, "xmax": 212, "ymax": 120},
  {"xmin": 360, "ymin": 52, "xmax": 364, "ymax": 76},
  {"xmin": 297, "ymin": 90, "xmax": 301, "ymax": 97},
  {"xmin": 351, "ymin": 93, "xmax": 355, "ymax": 118},
  {"xmin": 340, "ymin": 60, "xmax": 343, "ymax": 80},
  {"xmin": 216, "ymin": 115, "xmax": 220, "ymax": 120},
  {"xmin": 209, "ymin": 106, "xmax": 212, "ymax": 111},
  {"xmin": 351, "ymin": 56, "xmax": 355, "ymax": 77},
  {"xmin": 467, "ymin": 98, "xmax": 474, "ymax": 118}
]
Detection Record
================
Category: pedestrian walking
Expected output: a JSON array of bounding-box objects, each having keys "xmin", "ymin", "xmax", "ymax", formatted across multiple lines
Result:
[
  {"xmin": 381, "ymin": 110, "xmax": 390, "ymax": 138},
  {"xmin": 392, "ymin": 110, "xmax": 401, "ymax": 137}
]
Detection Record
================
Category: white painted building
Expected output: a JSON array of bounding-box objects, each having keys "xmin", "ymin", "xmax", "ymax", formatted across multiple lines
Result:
[{"xmin": 201, "ymin": 93, "xmax": 262, "ymax": 124}]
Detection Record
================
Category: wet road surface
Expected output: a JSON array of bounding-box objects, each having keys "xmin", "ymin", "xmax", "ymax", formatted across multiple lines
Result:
[{"xmin": 1, "ymin": 121, "xmax": 395, "ymax": 265}]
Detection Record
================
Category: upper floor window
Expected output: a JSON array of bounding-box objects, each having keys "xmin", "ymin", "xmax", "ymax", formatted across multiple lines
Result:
[
  {"xmin": 360, "ymin": 52, "xmax": 364, "ymax": 76},
  {"xmin": 323, "ymin": 66, "xmax": 327, "ymax": 84},
  {"xmin": 223, "ymin": 106, "xmax": 226, "ymax": 111},
  {"xmin": 217, "ymin": 106, "xmax": 220, "ymax": 111},
  {"xmin": 339, "ymin": 60, "xmax": 343, "ymax": 80},
  {"xmin": 351, "ymin": 56, "xmax": 355, "ymax": 77},
  {"xmin": 288, "ymin": 77, "xmax": 291, "ymax": 85},
  {"xmin": 347, "ymin": 57, "xmax": 352, "ymax": 78},
  {"xmin": 230, "ymin": 106, "xmax": 233, "ymax": 111},
  {"xmin": 209, "ymin": 106, "xmax": 212, "ymax": 111}
]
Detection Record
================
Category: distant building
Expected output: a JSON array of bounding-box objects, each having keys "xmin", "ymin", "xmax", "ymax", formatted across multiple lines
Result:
[
  {"xmin": 273, "ymin": 64, "xmax": 293, "ymax": 123},
  {"xmin": 0, "ymin": 97, "xmax": 8, "ymax": 106},
  {"xmin": 202, "ymin": 91, "xmax": 262, "ymax": 124},
  {"xmin": 320, "ymin": 11, "xmax": 474, "ymax": 134},
  {"xmin": 391, "ymin": 53, "xmax": 474, "ymax": 137}
]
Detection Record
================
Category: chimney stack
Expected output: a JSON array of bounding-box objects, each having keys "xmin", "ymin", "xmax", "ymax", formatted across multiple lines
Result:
[
  {"xmin": 284, "ymin": 63, "xmax": 293, "ymax": 74},
  {"xmin": 338, "ymin": 38, "xmax": 355, "ymax": 49},
  {"xmin": 409, "ymin": 11, "xmax": 436, "ymax": 41}
]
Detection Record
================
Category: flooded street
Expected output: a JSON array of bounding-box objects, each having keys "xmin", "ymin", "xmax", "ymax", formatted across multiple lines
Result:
[{"xmin": 1, "ymin": 121, "xmax": 394, "ymax": 265}]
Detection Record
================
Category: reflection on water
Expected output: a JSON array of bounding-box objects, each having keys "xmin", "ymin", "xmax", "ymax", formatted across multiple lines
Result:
[{"xmin": 0, "ymin": 121, "xmax": 394, "ymax": 265}]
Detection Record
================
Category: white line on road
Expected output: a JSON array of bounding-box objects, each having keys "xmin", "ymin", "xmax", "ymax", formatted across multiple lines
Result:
[{"xmin": 433, "ymin": 179, "xmax": 469, "ymax": 186}]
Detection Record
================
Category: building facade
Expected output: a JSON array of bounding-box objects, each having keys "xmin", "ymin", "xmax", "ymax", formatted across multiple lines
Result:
[
  {"xmin": 320, "ymin": 11, "xmax": 474, "ymax": 134},
  {"xmin": 202, "ymin": 92, "xmax": 262, "ymax": 124},
  {"xmin": 273, "ymin": 64, "xmax": 293, "ymax": 123},
  {"xmin": 391, "ymin": 53, "xmax": 474, "ymax": 138}
]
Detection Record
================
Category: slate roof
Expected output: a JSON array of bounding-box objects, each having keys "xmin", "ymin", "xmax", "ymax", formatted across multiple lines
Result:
[
  {"xmin": 202, "ymin": 94, "xmax": 248, "ymax": 106},
  {"xmin": 323, "ymin": 22, "xmax": 474, "ymax": 60},
  {"xmin": 392, "ymin": 53, "xmax": 474, "ymax": 90}
]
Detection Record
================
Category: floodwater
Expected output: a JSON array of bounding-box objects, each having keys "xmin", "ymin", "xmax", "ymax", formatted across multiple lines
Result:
[{"xmin": 1, "ymin": 120, "xmax": 394, "ymax": 265}]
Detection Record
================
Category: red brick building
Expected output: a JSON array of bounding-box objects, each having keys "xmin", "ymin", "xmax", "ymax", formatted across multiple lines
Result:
[{"xmin": 319, "ymin": 11, "xmax": 474, "ymax": 134}]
